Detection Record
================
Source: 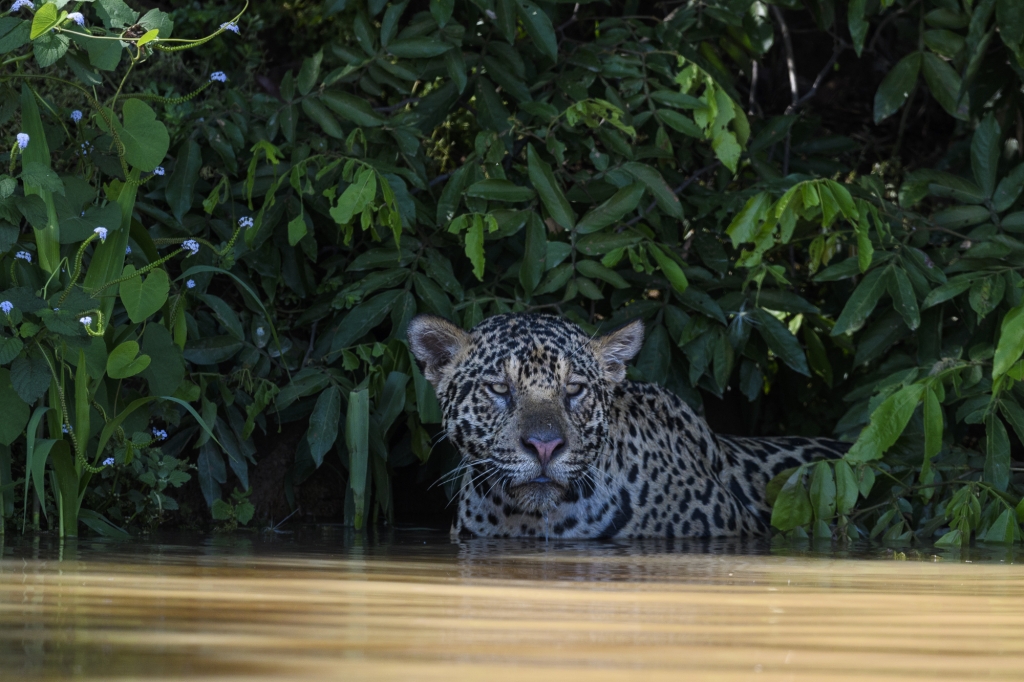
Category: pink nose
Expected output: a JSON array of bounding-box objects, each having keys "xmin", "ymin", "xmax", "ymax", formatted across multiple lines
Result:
[{"xmin": 525, "ymin": 437, "xmax": 564, "ymax": 466}]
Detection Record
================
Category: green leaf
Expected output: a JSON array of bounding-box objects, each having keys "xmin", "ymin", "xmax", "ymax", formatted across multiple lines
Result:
[
  {"xmin": 934, "ymin": 528, "xmax": 963, "ymax": 548},
  {"xmin": 331, "ymin": 168, "xmax": 376, "ymax": 225},
  {"xmin": 993, "ymin": 162, "xmax": 1024, "ymax": 213},
  {"xmin": 307, "ymin": 385, "xmax": 342, "ymax": 467},
  {"xmin": 985, "ymin": 414, "xmax": 1011, "ymax": 492},
  {"xmin": 330, "ymin": 289, "xmax": 404, "ymax": 353},
  {"xmin": 10, "ymin": 355, "xmax": 50, "ymax": 405},
  {"xmin": 873, "ymin": 52, "xmax": 921, "ymax": 123},
  {"xmin": 29, "ymin": 3, "xmax": 58, "ymax": 39},
  {"xmin": 519, "ymin": 214, "xmax": 547, "ymax": 297},
  {"xmin": 809, "ymin": 460, "xmax": 836, "ymax": 521},
  {"xmin": 95, "ymin": 0, "xmax": 139, "ymax": 29},
  {"xmin": 287, "ymin": 213, "xmax": 308, "ymax": 246},
  {"xmin": 346, "ymin": 389, "xmax": 370, "ymax": 529},
  {"xmin": 183, "ymin": 336, "xmax": 243, "ymax": 365},
  {"xmin": 527, "ymin": 144, "xmax": 575, "ymax": 230},
  {"xmin": 301, "ymin": 98, "xmax": 345, "ymax": 139},
  {"xmin": 831, "ymin": 268, "xmax": 888, "ymax": 336},
  {"xmin": 751, "ymin": 308, "xmax": 810, "ymax": 376},
  {"xmin": 431, "ymin": 0, "xmax": 454, "ymax": 27},
  {"xmin": 322, "ymin": 91, "xmax": 386, "ymax": 128},
  {"xmin": 622, "ymin": 162, "xmax": 683, "ymax": 219},
  {"xmin": 993, "ymin": 303, "xmax": 1024, "ymax": 381},
  {"xmin": 135, "ymin": 28, "xmax": 159, "ymax": 47},
  {"xmin": 998, "ymin": 0, "xmax": 1024, "ymax": 54},
  {"xmin": 576, "ymin": 183, "xmax": 645, "ymax": 234},
  {"xmin": 0, "ymin": 368, "xmax": 29, "ymax": 446},
  {"xmin": 0, "ymin": 336, "xmax": 23, "ymax": 366},
  {"xmin": 465, "ymin": 179, "xmax": 536, "ymax": 203},
  {"xmin": 33, "ymin": 30, "xmax": 69, "ymax": 68},
  {"xmin": 297, "ymin": 50, "xmax": 323, "ymax": 95},
  {"xmin": 981, "ymin": 508, "xmax": 1018, "ymax": 544},
  {"xmin": 140, "ymin": 323, "xmax": 184, "ymax": 396},
  {"xmin": 166, "ymin": 140, "xmax": 201, "ymax": 222},
  {"xmin": 387, "ymin": 37, "xmax": 452, "ymax": 58},
  {"xmin": 834, "ymin": 460, "xmax": 858, "ymax": 515},
  {"xmin": 106, "ymin": 340, "xmax": 151, "ymax": 379},
  {"xmin": 771, "ymin": 466, "xmax": 812, "ymax": 531},
  {"xmin": 20, "ymin": 162, "xmax": 64, "ymax": 196},
  {"xmin": 648, "ymin": 243, "xmax": 688, "ymax": 294},
  {"xmin": 516, "ymin": 0, "xmax": 557, "ymax": 61},
  {"xmin": 971, "ymin": 114, "xmax": 1001, "ymax": 197},
  {"xmin": 846, "ymin": 383, "xmax": 925, "ymax": 463},
  {"xmin": 921, "ymin": 52, "xmax": 968, "ymax": 120},
  {"xmin": 848, "ymin": 0, "xmax": 868, "ymax": 56},
  {"xmin": 118, "ymin": 265, "xmax": 169, "ymax": 323},
  {"xmin": 887, "ymin": 268, "xmax": 920, "ymax": 331},
  {"xmin": 725, "ymin": 192, "xmax": 770, "ymax": 248},
  {"xmin": 117, "ymin": 100, "xmax": 170, "ymax": 172}
]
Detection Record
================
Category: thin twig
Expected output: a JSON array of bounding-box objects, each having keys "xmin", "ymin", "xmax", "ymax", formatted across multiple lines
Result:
[
  {"xmin": 302, "ymin": 320, "xmax": 318, "ymax": 367},
  {"xmin": 772, "ymin": 5, "xmax": 798, "ymax": 176},
  {"xmin": 795, "ymin": 46, "xmax": 842, "ymax": 108},
  {"xmin": 373, "ymin": 96, "xmax": 420, "ymax": 113}
]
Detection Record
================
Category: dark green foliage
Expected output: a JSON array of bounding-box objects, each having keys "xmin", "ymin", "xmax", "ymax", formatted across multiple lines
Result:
[{"xmin": 0, "ymin": 0, "xmax": 1022, "ymax": 546}]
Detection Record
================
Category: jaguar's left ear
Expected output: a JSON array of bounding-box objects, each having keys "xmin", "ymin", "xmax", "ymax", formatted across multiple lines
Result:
[{"xmin": 591, "ymin": 319, "xmax": 644, "ymax": 382}]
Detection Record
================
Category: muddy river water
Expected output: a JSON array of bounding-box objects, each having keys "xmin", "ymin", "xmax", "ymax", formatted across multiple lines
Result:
[{"xmin": 1, "ymin": 531, "xmax": 1022, "ymax": 680}]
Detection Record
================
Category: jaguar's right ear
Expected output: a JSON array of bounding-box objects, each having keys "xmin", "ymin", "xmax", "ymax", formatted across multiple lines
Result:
[{"xmin": 407, "ymin": 314, "xmax": 470, "ymax": 386}]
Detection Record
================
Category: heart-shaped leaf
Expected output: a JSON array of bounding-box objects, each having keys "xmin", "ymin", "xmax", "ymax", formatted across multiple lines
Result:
[
  {"xmin": 29, "ymin": 3, "xmax": 59, "ymax": 39},
  {"xmin": 106, "ymin": 340, "xmax": 151, "ymax": 379},
  {"xmin": 115, "ymin": 100, "xmax": 169, "ymax": 171},
  {"xmin": 119, "ymin": 265, "xmax": 169, "ymax": 323}
]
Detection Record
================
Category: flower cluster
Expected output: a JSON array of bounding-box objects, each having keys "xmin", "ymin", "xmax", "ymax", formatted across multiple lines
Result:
[
  {"xmin": 66, "ymin": 12, "xmax": 84, "ymax": 26},
  {"xmin": 15, "ymin": 251, "xmax": 31, "ymax": 262},
  {"xmin": 125, "ymin": 246, "xmax": 132, "ymax": 255},
  {"xmin": 182, "ymin": 239, "xmax": 200, "ymax": 256},
  {"xmin": 94, "ymin": 227, "xmax": 107, "ymax": 242},
  {"xmin": 102, "ymin": 457, "xmax": 115, "ymax": 466},
  {"xmin": 62, "ymin": 424, "xmax": 72, "ymax": 434},
  {"xmin": 70, "ymin": 110, "xmax": 83, "ymax": 123},
  {"xmin": 186, "ymin": 279, "xmax": 196, "ymax": 289},
  {"xmin": 152, "ymin": 428, "xmax": 167, "ymax": 440},
  {"xmin": 239, "ymin": 216, "xmax": 254, "ymax": 229},
  {"xmin": 220, "ymin": 21, "xmax": 239, "ymax": 33},
  {"xmin": 10, "ymin": 0, "xmax": 33, "ymax": 11},
  {"xmin": 16, "ymin": 133, "xmax": 28, "ymax": 149},
  {"xmin": 0, "ymin": 301, "xmax": 11, "ymax": 315},
  {"xmin": 79, "ymin": 316, "xmax": 92, "ymax": 326},
  {"xmin": 79, "ymin": 141, "xmax": 93, "ymax": 156},
  {"xmin": 210, "ymin": 71, "xmax": 227, "ymax": 83},
  {"xmin": 153, "ymin": 166, "xmax": 165, "ymax": 176}
]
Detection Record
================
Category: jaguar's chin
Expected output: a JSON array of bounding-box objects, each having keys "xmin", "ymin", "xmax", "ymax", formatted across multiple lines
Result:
[{"xmin": 512, "ymin": 479, "xmax": 566, "ymax": 512}]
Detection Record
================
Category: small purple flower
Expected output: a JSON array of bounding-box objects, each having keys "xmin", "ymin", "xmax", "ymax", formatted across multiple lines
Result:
[
  {"xmin": 66, "ymin": 12, "xmax": 84, "ymax": 26},
  {"xmin": 210, "ymin": 71, "xmax": 227, "ymax": 83},
  {"xmin": 93, "ymin": 227, "xmax": 108, "ymax": 241},
  {"xmin": 125, "ymin": 246, "xmax": 132, "ymax": 255},
  {"xmin": 70, "ymin": 110, "xmax": 83, "ymax": 123},
  {"xmin": 79, "ymin": 316, "xmax": 92, "ymax": 326},
  {"xmin": 16, "ymin": 133, "xmax": 29, "ymax": 149},
  {"xmin": 220, "ymin": 21, "xmax": 239, "ymax": 33},
  {"xmin": 10, "ymin": 0, "xmax": 33, "ymax": 11},
  {"xmin": 62, "ymin": 424, "xmax": 72, "ymax": 434},
  {"xmin": 182, "ymin": 239, "xmax": 200, "ymax": 256},
  {"xmin": 0, "ymin": 301, "xmax": 11, "ymax": 315},
  {"xmin": 239, "ymin": 216, "xmax": 254, "ymax": 229},
  {"xmin": 15, "ymin": 251, "xmax": 31, "ymax": 262},
  {"xmin": 153, "ymin": 166, "xmax": 165, "ymax": 176},
  {"xmin": 102, "ymin": 457, "xmax": 115, "ymax": 466},
  {"xmin": 186, "ymin": 279, "xmax": 196, "ymax": 289},
  {"xmin": 152, "ymin": 428, "xmax": 167, "ymax": 440}
]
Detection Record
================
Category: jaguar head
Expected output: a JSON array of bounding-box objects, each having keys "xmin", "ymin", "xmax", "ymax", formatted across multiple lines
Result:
[{"xmin": 408, "ymin": 313, "xmax": 643, "ymax": 512}]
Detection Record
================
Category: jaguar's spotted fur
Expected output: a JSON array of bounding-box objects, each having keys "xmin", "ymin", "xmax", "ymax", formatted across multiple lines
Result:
[{"xmin": 408, "ymin": 313, "xmax": 847, "ymax": 539}]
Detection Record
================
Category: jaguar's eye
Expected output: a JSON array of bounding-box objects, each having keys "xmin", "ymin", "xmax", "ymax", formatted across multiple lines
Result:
[
  {"xmin": 566, "ymin": 383, "xmax": 585, "ymax": 397},
  {"xmin": 490, "ymin": 383, "xmax": 510, "ymax": 395}
]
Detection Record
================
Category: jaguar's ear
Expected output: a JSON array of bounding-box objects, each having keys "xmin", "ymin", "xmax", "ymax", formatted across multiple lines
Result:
[
  {"xmin": 592, "ymin": 319, "xmax": 644, "ymax": 382},
  {"xmin": 407, "ymin": 314, "xmax": 470, "ymax": 386}
]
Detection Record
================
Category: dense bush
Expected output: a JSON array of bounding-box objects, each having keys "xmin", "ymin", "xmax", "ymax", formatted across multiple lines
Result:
[{"xmin": 0, "ymin": 0, "xmax": 1022, "ymax": 547}]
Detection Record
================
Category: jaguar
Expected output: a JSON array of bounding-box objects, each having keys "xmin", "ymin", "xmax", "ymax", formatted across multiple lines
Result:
[{"xmin": 407, "ymin": 313, "xmax": 847, "ymax": 538}]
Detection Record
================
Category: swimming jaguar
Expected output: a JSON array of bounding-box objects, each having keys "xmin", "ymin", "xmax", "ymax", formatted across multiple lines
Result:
[{"xmin": 407, "ymin": 313, "xmax": 846, "ymax": 538}]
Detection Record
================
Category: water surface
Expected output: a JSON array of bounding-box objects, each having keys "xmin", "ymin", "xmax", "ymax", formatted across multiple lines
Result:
[{"xmin": 2, "ymin": 530, "xmax": 1023, "ymax": 680}]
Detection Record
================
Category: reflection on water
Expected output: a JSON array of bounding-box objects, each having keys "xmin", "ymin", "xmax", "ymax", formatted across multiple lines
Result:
[{"xmin": 2, "ymin": 530, "xmax": 1023, "ymax": 680}]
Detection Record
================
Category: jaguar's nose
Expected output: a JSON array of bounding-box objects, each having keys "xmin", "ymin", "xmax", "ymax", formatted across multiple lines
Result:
[{"xmin": 522, "ymin": 436, "xmax": 565, "ymax": 467}]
